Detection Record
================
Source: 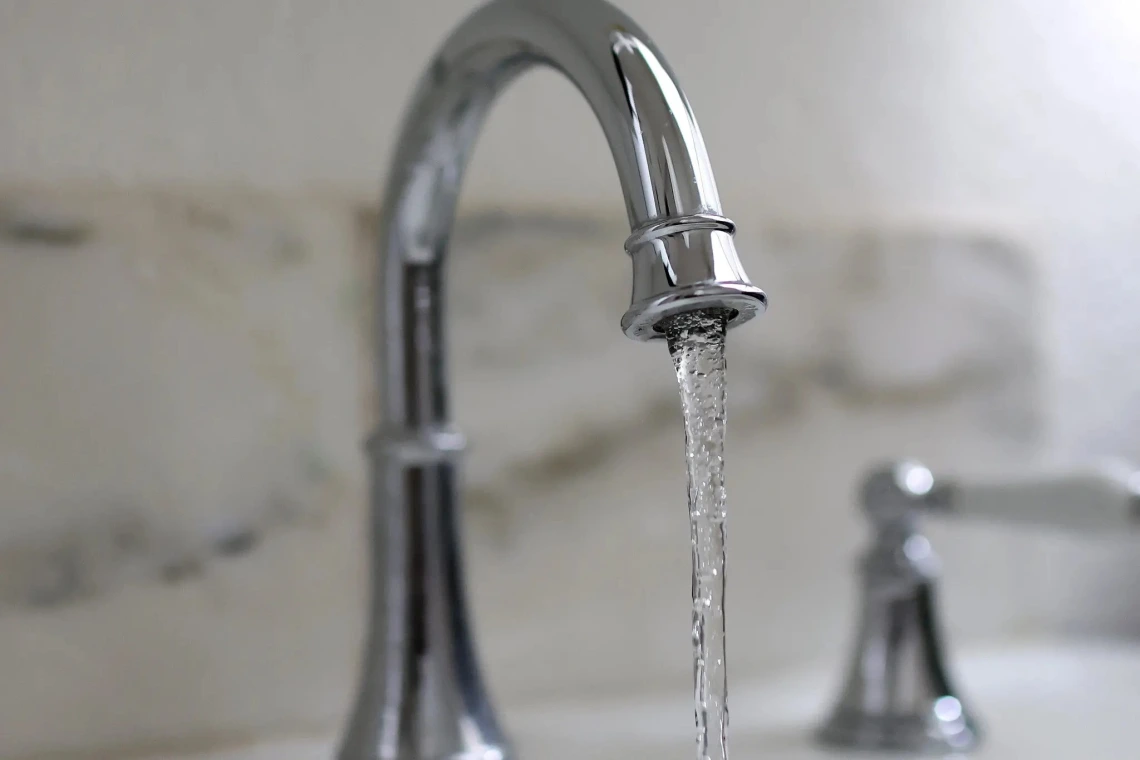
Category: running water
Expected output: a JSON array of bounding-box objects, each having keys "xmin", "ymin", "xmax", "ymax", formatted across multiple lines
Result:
[{"xmin": 664, "ymin": 308, "xmax": 732, "ymax": 760}]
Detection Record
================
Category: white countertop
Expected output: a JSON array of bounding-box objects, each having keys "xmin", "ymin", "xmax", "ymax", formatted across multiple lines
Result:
[{"xmin": 148, "ymin": 638, "xmax": 1140, "ymax": 760}]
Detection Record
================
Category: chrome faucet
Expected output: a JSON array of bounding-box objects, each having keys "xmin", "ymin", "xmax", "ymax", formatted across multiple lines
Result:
[
  {"xmin": 818, "ymin": 459, "xmax": 1140, "ymax": 755},
  {"xmin": 336, "ymin": 1, "xmax": 766, "ymax": 758}
]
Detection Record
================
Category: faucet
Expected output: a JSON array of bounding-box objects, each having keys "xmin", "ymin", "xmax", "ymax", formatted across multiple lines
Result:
[
  {"xmin": 336, "ymin": 1, "xmax": 766, "ymax": 758},
  {"xmin": 818, "ymin": 459, "xmax": 1140, "ymax": 755}
]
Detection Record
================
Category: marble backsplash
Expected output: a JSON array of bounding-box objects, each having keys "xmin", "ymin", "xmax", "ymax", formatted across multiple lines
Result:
[{"xmin": 0, "ymin": 186, "xmax": 1133, "ymax": 758}]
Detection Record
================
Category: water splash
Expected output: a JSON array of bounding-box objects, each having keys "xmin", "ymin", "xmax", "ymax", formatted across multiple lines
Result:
[{"xmin": 665, "ymin": 308, "xmax": 731, "ymax": 760}]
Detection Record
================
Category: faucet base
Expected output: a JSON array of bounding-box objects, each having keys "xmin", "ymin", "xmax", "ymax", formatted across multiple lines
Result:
[
  {"xmin": 339, "ymin": 747, "xmax": 509, "ymax": 760},
  {"xmin": 817, "ymin": 709, "xmax": 980, "ymax": 755},
  {"xmin": 452, "ymin": 750, "xmax": 509, "ymax": 760},
  {"xmin": 816, "ymin": 463, "xmax": 982, "ymax": 756}
]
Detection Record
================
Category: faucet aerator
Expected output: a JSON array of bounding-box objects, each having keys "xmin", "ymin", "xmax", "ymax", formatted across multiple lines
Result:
[
  {"xmin": 623, "ymin": 224, "xmax": 767, "ymax": 340},
  {"xmin": 622, "ymin": 280, "xmax": 767, "ymax": 341}
]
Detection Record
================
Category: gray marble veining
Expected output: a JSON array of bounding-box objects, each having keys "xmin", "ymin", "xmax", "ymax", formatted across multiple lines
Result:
[{"xmin": 0, "ymin": 186, "xmax": 1057, "ymax": 758}]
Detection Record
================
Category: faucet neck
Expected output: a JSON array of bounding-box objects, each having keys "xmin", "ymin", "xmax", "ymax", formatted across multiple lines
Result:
[
  {"xmin": 341, "ymin": 2, "xmax": 764, "ymax": 758},
  {"xmin": 377, "ymin": 0, "xmax": 763, "ymax": 431},
  {"xmin": 380, "ymin": 0, "xmax": 725, "ymax": 256}
]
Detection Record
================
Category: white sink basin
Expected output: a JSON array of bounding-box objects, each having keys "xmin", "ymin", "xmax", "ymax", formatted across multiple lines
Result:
[
  {"xmin": 509, "ymin": 638, "xmax": 1140, "ymax": 759},
  {"xmin": 167, "ymin": 639, "xmax": 1140, "ymax": 760}
]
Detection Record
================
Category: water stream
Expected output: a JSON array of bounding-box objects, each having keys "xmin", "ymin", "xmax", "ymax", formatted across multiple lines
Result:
[{"xmin": 664, "ymin": 308, "xmax": 732, "ymax": 760}]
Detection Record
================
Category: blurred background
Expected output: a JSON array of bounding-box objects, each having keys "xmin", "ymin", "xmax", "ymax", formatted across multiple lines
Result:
[{"xmin": 1, "ymin": 0, "xmax": 1139, "ymax": 757}]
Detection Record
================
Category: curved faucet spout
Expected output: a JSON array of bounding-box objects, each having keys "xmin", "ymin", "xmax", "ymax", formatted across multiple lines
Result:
[{"xmin": 340, "ymin": 1, "xmax": 765, "ymax": 758}]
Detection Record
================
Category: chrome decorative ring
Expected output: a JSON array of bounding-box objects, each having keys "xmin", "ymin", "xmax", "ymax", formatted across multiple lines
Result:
[{"xmin": 623, "ymin": 213, "xmax": 736, "ymax": 252}]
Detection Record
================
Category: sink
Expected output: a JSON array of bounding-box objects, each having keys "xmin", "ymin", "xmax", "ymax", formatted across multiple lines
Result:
[
  {"xmin": 508, "ymin": 638, "xmax": 1140, "ymax": 759},
  {"xmin": 156, "ymin": 638, "xmax": 1140, "ymax": 760}
]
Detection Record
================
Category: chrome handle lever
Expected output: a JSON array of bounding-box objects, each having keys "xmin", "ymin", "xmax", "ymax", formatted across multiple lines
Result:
[
  {"xmin": 817, "ymin": 461, "xmax": 981, "ymax": 755},
  {"xmin": 933, "ymin": 461, "xmax": 1140, "ymax": 534},
  {"xmin": 818, "ymin": 458, "xmax": 1140, "ymax": 756}
]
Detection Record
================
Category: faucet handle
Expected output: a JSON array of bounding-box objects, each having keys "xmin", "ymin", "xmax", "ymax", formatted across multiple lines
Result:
[
  {"xmin": 935, "ymin": 461, "xmax": 1140, "ymax": 534},
  {"xmin": 816, "ymin": 460, "xmax": 981, "ymax": 755},
  {"xmin": 858, "ymin": 459, "xmax": 1140, "ymax": 534},
  {"xmin": 818, "ymin": 458, "xmax": 1140, "ymax": 755}
]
